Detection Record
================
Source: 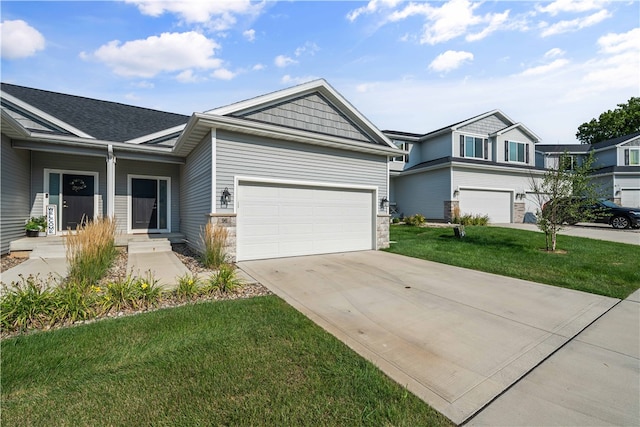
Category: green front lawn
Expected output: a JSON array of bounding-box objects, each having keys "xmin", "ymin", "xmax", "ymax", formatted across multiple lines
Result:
[
  {"xmin": 1, "ymin": 296, "xmax": 451, "ymax": 427},
  {"xmin": 386, "ymin": 225, "xmax": 640, "ymax": 299}
]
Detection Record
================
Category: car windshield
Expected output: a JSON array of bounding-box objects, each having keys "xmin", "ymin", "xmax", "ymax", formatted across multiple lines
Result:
[{"xmin": 599, "ymin": 199, "xmax": 619, "ymax": 208}]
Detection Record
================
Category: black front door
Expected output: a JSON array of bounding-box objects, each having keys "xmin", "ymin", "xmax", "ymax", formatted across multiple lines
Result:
[
  {"xmin": 63, "ymin": 174, "xmax": 94, "ymax": 230},
  {"xmin": 132, "ymin": 178, "xmax": 158, "ymax": 230}
]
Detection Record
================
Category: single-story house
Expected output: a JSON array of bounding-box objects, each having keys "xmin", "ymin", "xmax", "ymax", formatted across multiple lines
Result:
[
  {"xmin": 1, "ymin": 79, "xmax": 401, "ymax": 259},
  {"xmin": 386, "ymin": 110, "xmax": 545, "ymax": 223},
  {"xmin": 535, "ymin": 131, "xmax": 640, "ymax": 208}
]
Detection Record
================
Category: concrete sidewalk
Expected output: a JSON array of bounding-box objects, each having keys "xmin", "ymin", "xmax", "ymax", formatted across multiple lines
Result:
[
  {"xmin": 493, "ymin": 222, "xmax": 640, "ymax": 245},
  {"xmin": 239, "ymin": 251, "xmax": 620, "ymax": 425},
  {"xmin": 467, "ymin": 288, "xmax": 640, "ymax": 426}
]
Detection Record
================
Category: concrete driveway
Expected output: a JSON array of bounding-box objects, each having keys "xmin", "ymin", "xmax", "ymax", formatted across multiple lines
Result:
[{"xmin": 238, "ymin": 251, "xmax": 619, "ymax": 425}]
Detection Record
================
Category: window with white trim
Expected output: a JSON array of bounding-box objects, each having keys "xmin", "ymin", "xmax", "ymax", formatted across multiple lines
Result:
[
  {"xmin": 560, "ymin": 154, "xmax": 576, "ymax": 170},
  {"xmin": 625, "ymin": 148, "xmax": 639, "ymax": 165},
  {"xmin": 459, "ymin": 135, "xmax": 488, "ymax": 159},
  {"xmin": 392, "ymin": 140, "xmax": 410, "ymax": 162},
  {"xmin": 505, "ymin": 140, "xmax": 529, "ymax": 163}
]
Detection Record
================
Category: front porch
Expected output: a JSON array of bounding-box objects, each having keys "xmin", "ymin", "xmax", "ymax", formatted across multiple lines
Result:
[{"xmin": 8, "ymin": 232, "xmax": 187, "ymax": 256}]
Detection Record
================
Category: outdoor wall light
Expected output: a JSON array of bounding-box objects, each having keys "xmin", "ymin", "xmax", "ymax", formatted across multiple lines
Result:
[
  {"xmin": 380, "ymin": 196, "xmax": 389, "ymax": 209},
  {"xmin": 221, "ymin": 187, "xmax": 232, "ymax": 208}
]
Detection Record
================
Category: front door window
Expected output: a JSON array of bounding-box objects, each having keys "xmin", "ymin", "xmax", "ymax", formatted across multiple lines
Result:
[{"xmin": 131, "ymin": 177, "xmax": 169, "ymax": 232}]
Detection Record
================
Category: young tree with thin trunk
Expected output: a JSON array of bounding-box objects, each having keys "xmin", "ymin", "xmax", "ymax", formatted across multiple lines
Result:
[{"xmin": 530, "ymin": 151, "xmax": 598, "ymax": 251}]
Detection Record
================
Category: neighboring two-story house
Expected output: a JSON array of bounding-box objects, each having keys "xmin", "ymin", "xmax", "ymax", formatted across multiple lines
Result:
[
  {"xmin": 536, "ymin": 131, "xmax": 640, "ymax": 208},
  {"xmin": 386, "ymin": 110, "xmax": 545, "ymax": 223}
]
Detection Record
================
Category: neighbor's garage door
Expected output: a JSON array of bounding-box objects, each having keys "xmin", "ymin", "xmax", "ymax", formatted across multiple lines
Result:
[
  {"xmin": 458, "ymin": 189, "xmax": 512, "ymax": 223},
  {"xmin": 237, "ymin": 182, "xmax": 374, "ymax": 261},
  {"xmin": 621, "ymin": 189, "xmax": 640, "ymax": 208}
]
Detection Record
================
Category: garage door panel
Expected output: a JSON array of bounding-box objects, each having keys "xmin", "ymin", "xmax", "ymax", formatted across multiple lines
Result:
[
  {"xmin": 621, "ymin": 189, "xmax": 640, "ymax": 208},
  {"xmin": 237, "ymin": 183, "xmax": 374, "ymax": 261},
  {"xmin": 459, "ymin": 190, "xmax": 512, "ymax": 223}
]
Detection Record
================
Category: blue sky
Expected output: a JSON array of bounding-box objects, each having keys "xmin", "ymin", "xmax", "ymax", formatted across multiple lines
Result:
[{"xmin": 1, "ymin": 1, "xmax": 638, "ymax": 143}]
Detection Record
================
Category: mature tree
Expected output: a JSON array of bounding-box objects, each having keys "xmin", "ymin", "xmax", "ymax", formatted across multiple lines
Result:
[
  {"xmin": 531, "ymin": 152, "xmax": 598, "ymax": 251},
  {"xmin": 576, "ymin": 97, "xmax": 640, "ymax": 144}
]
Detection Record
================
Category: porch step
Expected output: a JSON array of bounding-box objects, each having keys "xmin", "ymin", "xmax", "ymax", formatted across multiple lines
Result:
[
  {"xmin": 127, "ymin": 239, "xmax": 172, "ymax": 254},
  {"xmin": 30, "ymin": 242, "xmax": 67, "ymax": 259}
]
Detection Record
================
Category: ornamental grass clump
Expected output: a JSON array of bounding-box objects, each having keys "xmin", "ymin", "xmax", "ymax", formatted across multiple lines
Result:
[
  {"xmin": 200, "ymin": 223, "xmax": 228, "ymax": 269},
  {"xmin": 66, "ymin": 217, "xmax": 117, "ymax": 285}
]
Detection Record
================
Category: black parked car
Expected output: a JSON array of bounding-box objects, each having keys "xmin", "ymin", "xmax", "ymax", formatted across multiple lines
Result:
[{"xmin": 542, "ymin": 198, "xmax": 640, "ymax": 229}]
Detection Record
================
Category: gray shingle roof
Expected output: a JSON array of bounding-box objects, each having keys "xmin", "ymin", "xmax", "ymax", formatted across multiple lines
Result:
[
  {"xmin": 1, "ymin": 83, "xmax": 189, "ymax": 142},
  {"xmin": 590, "ymin": 131, "xmax": 640, "ymax": 150},
  {"xmin": 534, "ymin": 144, "xmax": 592, "ymax": 153}
]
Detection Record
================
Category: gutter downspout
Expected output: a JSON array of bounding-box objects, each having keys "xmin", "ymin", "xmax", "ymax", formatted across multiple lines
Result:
[{"xmin": 107, "ymin": 145, "xmax": 116, "ymax": 219}]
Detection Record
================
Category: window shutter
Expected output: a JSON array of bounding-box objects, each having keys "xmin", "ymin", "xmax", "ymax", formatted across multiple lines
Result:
[
  {"xmin": 525, "ymin": 144, "xmax": 530, "ymax": 164},
  {"xmin": 624, "ymin": 149, "xmax": 629, "ymax": 165},
  {"xmin": 504, "ymin": 140, "xmax": 509, "ymax": 161},
  {"xmin": 484, "ymin": 139, "xmax": 489, "ymax": 160},
  {"xmin": 460, "ymin": 135, "xmax": 465, "ymax": 157}
]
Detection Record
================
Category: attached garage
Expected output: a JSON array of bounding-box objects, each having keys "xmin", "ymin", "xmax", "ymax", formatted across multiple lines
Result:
[
  {"xmin": 458, "ymin": 189, "xmax": 512, "ymax": 223},
  {"xmin": 621, "ymin": 189, "xmax": 640, "ymax": 208},
  {"xmin": 236, "ymin": 180, "xmax": 375, "ymax": 261}
]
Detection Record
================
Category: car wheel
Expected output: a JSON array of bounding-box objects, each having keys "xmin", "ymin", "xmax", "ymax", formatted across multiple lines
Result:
[{"xmin": 611, "ymin": 215, "xmax": 630, "ymax": 229}]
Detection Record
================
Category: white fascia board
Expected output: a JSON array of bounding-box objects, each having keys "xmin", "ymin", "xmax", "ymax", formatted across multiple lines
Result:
[
  {"xmin": 1, "ymin": 91, "xmax": 95, "ymax": 139},
  {"xmin": 1, "ymin": 108, "xmax": 31, "ymax": 138},
  {"xmin": 124, "ymin": 124, "xmax": 186, "ymax": 144},
  {"xmin": 182, "ymin": 113, "xmax": 404, "ymax": 156},
  {"xmin": 205, "ymin": 79, "xmax": 395, "ymax": 149},
  {"xmin": 397, "ymin": 160, "xmax": 545, "ymax": 178}
]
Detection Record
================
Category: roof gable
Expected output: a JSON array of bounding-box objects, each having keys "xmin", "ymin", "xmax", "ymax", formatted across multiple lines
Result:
[
  {"xmin": 591, "ymin": 131, "xmax": 640, "ymax": 150},
  {"xmin": 206, "ymin": 79, "xmax": 393, "ymax": 147},
  {"xmin": 1, "ymin": 83, "xmax": 189, "ymax": 142}
]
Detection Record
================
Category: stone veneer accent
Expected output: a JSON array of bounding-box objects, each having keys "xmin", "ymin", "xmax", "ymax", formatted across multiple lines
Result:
[
  {"xmin": 444, "ymin": 200, "xmax": 459, "ymax": 223},
  {"xmin": 208, "ymin": 213, "xmax": 237, "ymax": 262},
  {"xmin": 377, "ymin": 214, "xmax": 390, "ymax": 249},
  {"xmin": 513, "ymin": 202, "xmax": 525, "ymax": 223}
]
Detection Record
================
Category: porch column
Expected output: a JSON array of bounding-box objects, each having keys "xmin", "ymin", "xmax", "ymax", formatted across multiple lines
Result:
[{"xmin": 106, "ymin": 145, "xmax": 116, "ymax": 219}]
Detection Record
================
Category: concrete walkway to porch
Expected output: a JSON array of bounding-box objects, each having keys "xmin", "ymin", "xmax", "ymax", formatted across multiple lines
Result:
[{"xmin": 1, "ymin": 234, "xmax": 190, "ymax": 290}]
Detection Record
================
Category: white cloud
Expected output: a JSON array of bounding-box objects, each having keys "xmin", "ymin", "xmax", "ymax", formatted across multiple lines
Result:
[
  {"xmin": 356, "ymin": 82, "xmax": 380, "ymax": 93},
  {"xmin": 83, "ymin": 31, "xmax": 222, "ymax": 78},
  {"xmin": 124, "ymin": 0, "xmax": 265, "ymax": 30},
  {"xmin": 346, "ymin": 0, "xmax": 402, "ymax": 22},
  {"xmin": 274, "ymin": 54, "xmax": 297, "ymax": 68},
  {"xmin": 252, "ymin": 63, "xmax": 265, "ymax": 71},
  {"xmin": 0, "ymin": 20, "xmax": 45, "ymax": 59},
  {"xmin": 243, "ymin": 29, "xmax": 255, "ymax": 42},
  {"xmin": 281, "ymin": 74, "xmax": 319, "ymax": 85},
  {"xmin": 294, "ymin": 42, "xmax": 320, "ymax": 57},
  {"xmin": 544, "ymin": 48, "xmax": 566, "ymax": 58},
  {"xmin": 536, "ymin": 0, "xmax": 608, "ymax": 16},
  {"xmin": 176, "ymin": 69, "xmax": 199, "ymax": 83},
  {"xmin": 519, "ymin": 59, "xmax": 570, "ymax": 76},
  {"xmin": 429, "ymin": 50, "xmax": 474, "ymax": 73},
  {"xmin": 132, "ymin": 81, "xmax": 155, "ymax": 89},
  {"xmin": 540, "ymin": 9, "xmax": 611, "ymax": 37},
  {"xmin": 597, "ymin": 27, "xmax": 640, "ymax": 54},
  {"xmin": 212, "ymin": 68, "xmax": 236, "ymax": 80},
  {"xmin": 466, "ymin": 10, "xmax": 509, "ymax": 42}
]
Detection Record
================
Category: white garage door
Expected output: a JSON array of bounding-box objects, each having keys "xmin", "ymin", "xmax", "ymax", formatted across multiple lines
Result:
[
  {"xmin": 458, "ymin": 189, "xmax": 512, "ymax": 223},
  {"xmin": 237, "ymin": 182, "xmax": 375, "ymax": 261},
  {"xmin": 621, "ymin": 189, "xmax": 640, "ymax": 208}
]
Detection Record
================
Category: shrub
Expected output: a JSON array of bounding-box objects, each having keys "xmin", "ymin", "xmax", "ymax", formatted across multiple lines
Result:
[
  {"xmin": 52, "ymin": 281, "xmax": 96, "ymax": 324},
  {"xmin": 25, "ymin": 216, "xmax": 47, "ymax": 232},
  {"xmin": 206, "ymin": 264, "xmax": 241, "ymax": 294},
  {"xmin": 174, "ymin": 273, "xmax": 202, "ymax": 301},
  {"xmin": 100, "ymin": 275, "xmax": 138, "ymax": 313},
  {"xmin": 66, "ymin": 217, "xmax": 117, "ymax": 285},
  {"xmin": 391, "ymin": 217, "xmax": 400, "ymax": 224},
  {"xmin": 453, "ymin": 213, "xmax": 490, "ymax": 226},
  {"xmin": 0, "ymin": 274, "xmax": 57, "ymax": 331},
  {"xmin": 404, "ymin": 214, "xmax": 426, "ymax": 226},
  {"xmin": 200, "ymin": 223, "xmax": 228, "ymax": 269}
]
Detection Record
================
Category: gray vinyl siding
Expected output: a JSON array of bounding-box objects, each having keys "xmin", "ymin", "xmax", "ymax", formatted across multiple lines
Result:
[
  {"xmin": 115, "ymin": 160, "xmax": 180, "ymax": 234},
  {"xmin": 238, "ymin": 93, "xmax": 372, "ymax": 143},
  {"xmin": 215, "ymin": 130, "xmax": 387, "ymax": 213},
  {"xmin": 391, "ymin": 168, "xmax": 450, "ymax": 220},
  {"xmin": 497, "ymin": 128, "xmax": 535, "ymax": 166},
  {"xmin": 452, "ymin": 167, "xmax": 539, "ymax": 193},
  {"xmin": 422, "ymin": 133, "xmax": 452, "ymax": 161},
  {"xmin": 30, "ymin": 151, "xmax": 106, "ymax": 220},
  {"xmin": 589, "ymin": 175, "xmax": 613, "ymax": 198},
  {"xmin": 1, "ymin": 135, "xmax": 31, "ymax": 254},
  {"xmin": 459, "ymin": 115, "xmax": 510, "ymax": 135},
  {"xmin": 180, "ymin": 132, "xmax": 212, "ymax": 251},
  {"xmin": 592, "ymin": 147, "xmax": 616, "ymax": 168}
]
